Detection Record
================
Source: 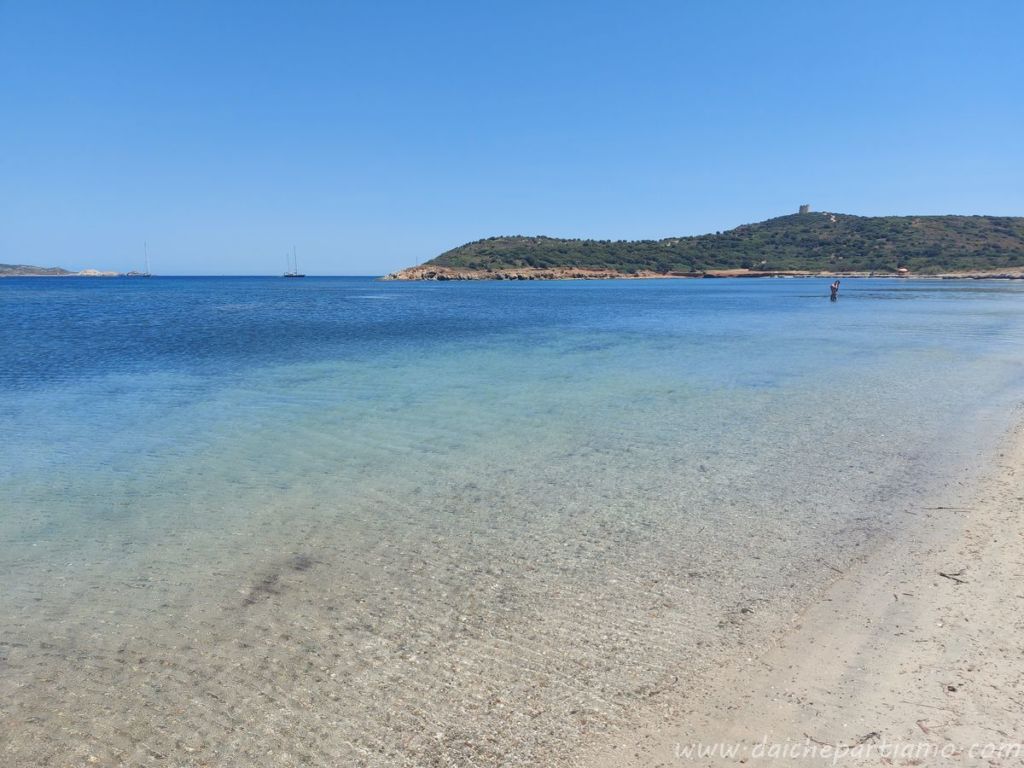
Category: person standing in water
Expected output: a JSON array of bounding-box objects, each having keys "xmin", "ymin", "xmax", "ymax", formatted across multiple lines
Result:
[{"xmin": 830, "ymin": 279, "xmax": 841, "ymax": 301}]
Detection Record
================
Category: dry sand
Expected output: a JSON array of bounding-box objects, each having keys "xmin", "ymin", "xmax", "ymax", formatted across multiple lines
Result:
[{"xmin": 584, "ymin": 424, "xmax": 1024, "ymax": 767}]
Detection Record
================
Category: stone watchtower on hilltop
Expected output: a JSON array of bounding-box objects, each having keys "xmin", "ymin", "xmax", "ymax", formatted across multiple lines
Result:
[{"xmin": 798, "ymin": 204, "xmax": 810, "ymax": 214}]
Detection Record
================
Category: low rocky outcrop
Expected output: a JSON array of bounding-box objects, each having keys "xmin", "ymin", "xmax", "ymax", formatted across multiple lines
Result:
[
  {"xmin": 0, "ymin": 263, "xmax": 121, "ymax": 277},
  {"xmin": 385, "ymin": 266, "xmax": 831, "ymax": 281},
  {"xmin": 383, "ymin": 266, "xmax": 654, "ymax": 280}
]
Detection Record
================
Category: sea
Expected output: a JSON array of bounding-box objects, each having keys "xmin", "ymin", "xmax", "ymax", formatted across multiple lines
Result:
[{"xmin": 2, "ymin": 276, "xmax": 1023, "ymax": 767}]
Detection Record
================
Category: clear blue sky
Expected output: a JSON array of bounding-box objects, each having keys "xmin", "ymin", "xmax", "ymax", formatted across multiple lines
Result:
[{"xmin": 2, "ymin": 1, "xmax": 1021, "ymax": 275}]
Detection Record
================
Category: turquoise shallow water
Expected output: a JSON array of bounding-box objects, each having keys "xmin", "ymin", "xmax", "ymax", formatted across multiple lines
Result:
[{"xmin": 2, "ymin": 276, "xmax": 1024, "ymax": 766}]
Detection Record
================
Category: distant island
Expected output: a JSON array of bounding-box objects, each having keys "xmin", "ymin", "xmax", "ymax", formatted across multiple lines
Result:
[
  {"xmin": 1, "ymin": 263, "xmax": 121, "ymax": 277},
  {"xmin": 385, "ymin": 211, "xmax": 1024, "ymax": 280}
]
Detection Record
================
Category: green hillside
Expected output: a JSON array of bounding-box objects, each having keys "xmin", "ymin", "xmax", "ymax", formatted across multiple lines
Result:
[{"xmin": 426, "ymin": 213, "xmax": 1024, "ymax": 274}]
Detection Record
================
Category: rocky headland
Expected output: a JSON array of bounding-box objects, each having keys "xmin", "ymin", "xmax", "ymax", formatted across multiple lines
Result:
[{"xmin": 385, "ymin": 212, "xmax": 1024, "ymax": 280}]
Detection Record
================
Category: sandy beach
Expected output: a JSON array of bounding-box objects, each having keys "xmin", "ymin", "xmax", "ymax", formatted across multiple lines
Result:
[
  {"xmin": 585, "ymin": 416, "xmax": 1024, "ymax": 767},
  {"xmin": 5, "ymin": 278, "xmax": 1024, "ymax": 768},
  {"xmin": 4, "ymin": 0, "xmax": 1022, "ymax": 764}
]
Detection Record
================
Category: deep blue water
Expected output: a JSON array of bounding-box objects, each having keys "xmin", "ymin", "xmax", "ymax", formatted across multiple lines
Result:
[{"xmin": 2, "ymin": 275, "xmax": 1023, "ymax": 765}]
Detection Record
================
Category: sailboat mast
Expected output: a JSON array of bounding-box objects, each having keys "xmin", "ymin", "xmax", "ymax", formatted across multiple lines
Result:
[
  {"xmin": 283, "ymin": 245, "xmax": 304, "ymax": 277},
  {"xmin": 144, "ymin": 241, "xmax": 150, "ymax": 276}
]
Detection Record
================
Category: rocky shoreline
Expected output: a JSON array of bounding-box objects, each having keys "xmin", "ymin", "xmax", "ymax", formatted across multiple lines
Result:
[{"xmin": 382, "ymin": 265, "xmax": 1024, "ymax": 281}]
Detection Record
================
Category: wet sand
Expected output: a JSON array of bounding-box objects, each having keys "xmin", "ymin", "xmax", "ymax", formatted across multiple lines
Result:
[
  {"xmin": 585, "ymin": 416, "xmax": 1024, "ymax": 767},
  {"xmin": 2, "ymin": 405, "xmax": 1020, "ymax": 768},
  {"xmin": 6, "ymin": 420, "xmax": 1019, "ymax": 768}
]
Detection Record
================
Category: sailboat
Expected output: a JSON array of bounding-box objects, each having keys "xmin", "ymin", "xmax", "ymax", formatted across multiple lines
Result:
[
  {"xmin": 127, "ymin": 242, "xmax": 153, "ymax": 277},
  {"xmin": 283, "ymin": 246, "xmax": 305, "ymax": 278}
]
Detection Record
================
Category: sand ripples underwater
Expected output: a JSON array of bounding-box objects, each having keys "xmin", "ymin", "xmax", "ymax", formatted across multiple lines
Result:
[{"xmin": 2, "ymin": 276, "xmax": 1024, "ymax": 766}]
